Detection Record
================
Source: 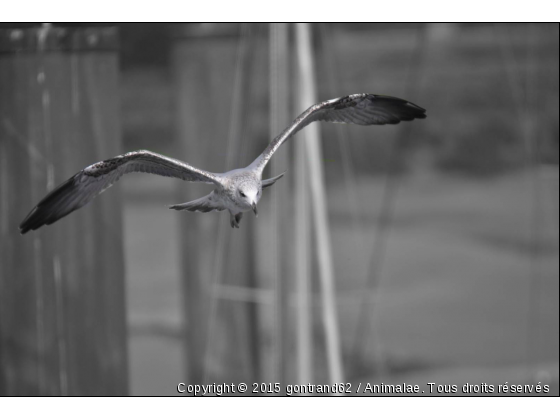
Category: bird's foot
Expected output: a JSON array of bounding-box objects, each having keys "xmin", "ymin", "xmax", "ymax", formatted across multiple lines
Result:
[{"xmin": 230, "ymin": 213, "xmax": 242, "ymax": 229}]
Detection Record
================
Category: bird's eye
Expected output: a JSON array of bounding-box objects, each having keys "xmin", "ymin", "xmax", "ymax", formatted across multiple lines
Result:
[{"xmin": 240, "ymin": 191, "xmax": 246, "ymax": 198}]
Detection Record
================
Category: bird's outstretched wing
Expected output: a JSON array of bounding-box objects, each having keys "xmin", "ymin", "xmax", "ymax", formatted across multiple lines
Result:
[
  {"xmin": 20, "ymin": 150, "xmax": 222, "ymax": 234},
  {"xmin": 168, "ymin": 191, "xmax": 227, "ymax": 213},
  {"xmin": 250, "ymin": 94, "xmax": 426, "ymax": 172}
]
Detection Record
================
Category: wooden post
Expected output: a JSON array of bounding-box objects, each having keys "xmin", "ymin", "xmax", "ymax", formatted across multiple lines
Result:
[
  {"xmin": 287, "ymin": 24, "xmax": 314, "ymax": 387},
  {"xmin": 295, "ymin": 23, "xmax": 344, "ymax": 387},
  {"xmin": 0, "ymin": 26, "xmax": 128, "ymax": 396},
  {"xmin": 172, "ymin": 24, "xmax": 261, "ymax": 385}
]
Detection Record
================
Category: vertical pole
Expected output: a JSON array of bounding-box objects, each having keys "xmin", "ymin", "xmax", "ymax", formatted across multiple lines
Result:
[
  {"xmin": 295, "ymin": 23, "xmax": 344, "ymax": 387},
  {"xmin": 268, "ymin": 23, "xmax": 292, "ymax": 387},
  {"xmin": 0, "ymin": 26, "xmax": 127, "ymax": 395},
  {"xmin": 289, "ymin": 25, "xmax": 314, "ymax": 387},
  {"xmin": 172, "ymin": 24, "xmax": 255, "ymax": 384}
]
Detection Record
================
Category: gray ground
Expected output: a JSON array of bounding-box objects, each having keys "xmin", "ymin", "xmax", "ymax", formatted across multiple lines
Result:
[{"xmin": 122, "ymin": 167, "xmax": 559, "ymax": 396}]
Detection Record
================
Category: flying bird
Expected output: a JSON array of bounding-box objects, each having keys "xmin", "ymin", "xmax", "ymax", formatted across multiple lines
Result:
[{"xmin": 19, "ymin": 94, "xmax": 426, "ymax": 234}]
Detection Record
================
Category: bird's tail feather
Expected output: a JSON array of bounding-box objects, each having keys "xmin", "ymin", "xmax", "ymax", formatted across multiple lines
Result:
[{"xmin": 262, "ymin": 172, "xmax": 286, "ymax": 189}]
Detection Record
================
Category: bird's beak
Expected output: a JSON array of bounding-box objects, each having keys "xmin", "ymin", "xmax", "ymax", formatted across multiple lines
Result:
[{"xmin": 252, "ymin": 203, "xmax": 258, "ymax": 217}]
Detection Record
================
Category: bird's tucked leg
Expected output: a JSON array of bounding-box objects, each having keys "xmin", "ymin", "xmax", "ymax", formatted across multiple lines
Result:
[{"xmin": 230, "ymin": 212, "xmax": 243, "ymax": 229}]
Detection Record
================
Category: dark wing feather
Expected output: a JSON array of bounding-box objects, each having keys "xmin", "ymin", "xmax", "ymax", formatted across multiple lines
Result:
[
  {"xmin": 251, "ymin": 94, "xmax": 426, "ymax": 172},
  {"xmin": 20, "ymin": 150, "xmax": 222, "ymax": 234}
]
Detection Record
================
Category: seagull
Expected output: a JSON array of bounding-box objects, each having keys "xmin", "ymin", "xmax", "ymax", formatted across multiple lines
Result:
[{"xmin": 19, "ymin": 94, "xmax": 426, "ymax": 234}]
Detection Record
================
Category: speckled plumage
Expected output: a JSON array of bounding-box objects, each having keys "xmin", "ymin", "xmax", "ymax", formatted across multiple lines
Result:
[{"xmin": 20, "ymin": 93, "xmax": 426, "ymax": 233}]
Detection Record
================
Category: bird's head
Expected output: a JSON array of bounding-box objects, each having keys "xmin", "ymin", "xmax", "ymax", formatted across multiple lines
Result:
[{"xmin": 237, "ymin": 183, "xmax": 260, "ymax": 216}]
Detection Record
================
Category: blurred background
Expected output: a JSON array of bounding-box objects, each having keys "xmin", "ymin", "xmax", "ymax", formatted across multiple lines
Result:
[{"xmin": 0, "ymin": 23, "xmax": 558, "ymax": 396}]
